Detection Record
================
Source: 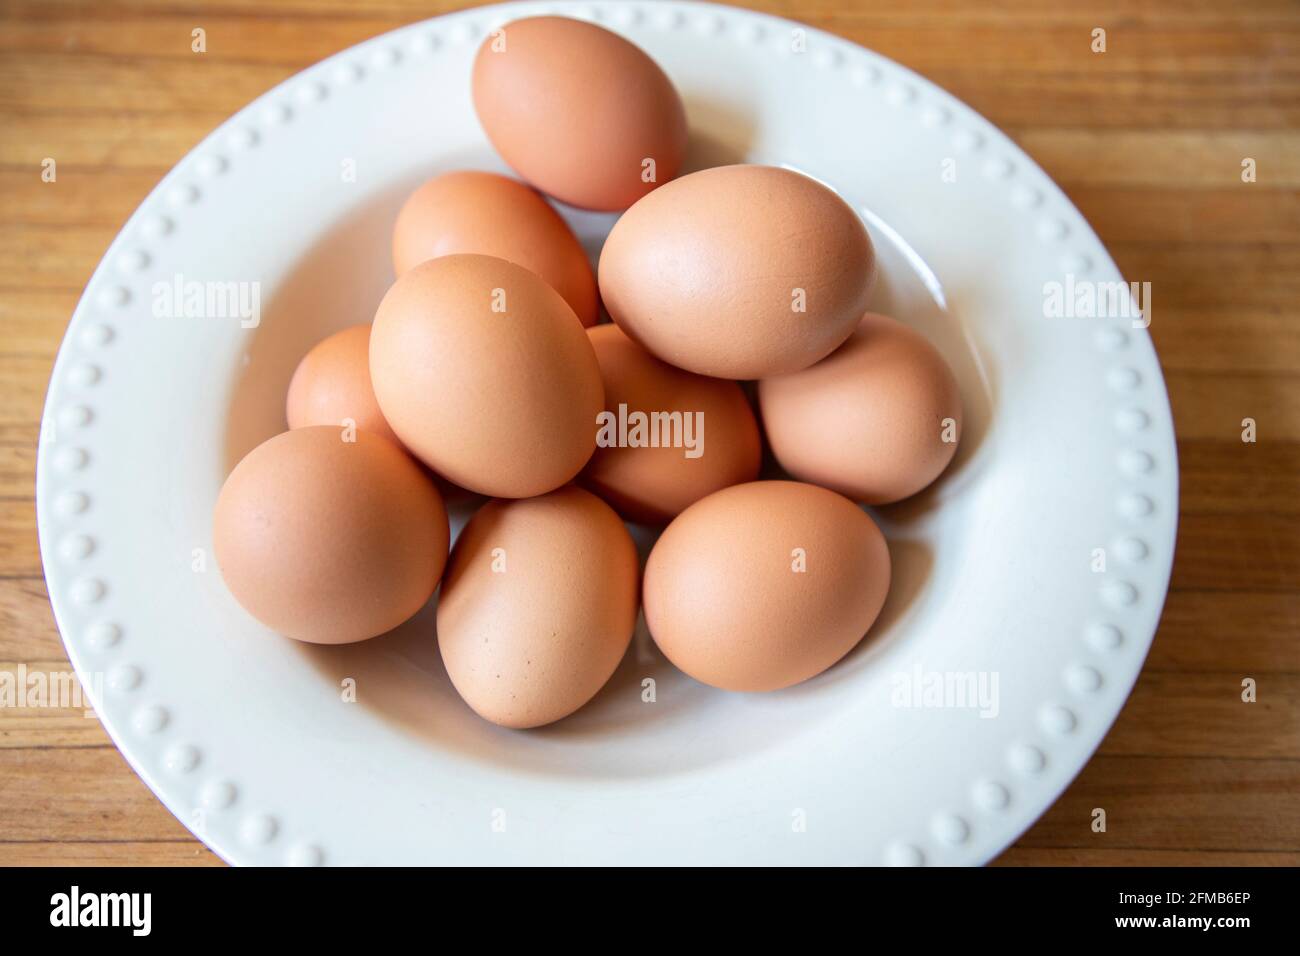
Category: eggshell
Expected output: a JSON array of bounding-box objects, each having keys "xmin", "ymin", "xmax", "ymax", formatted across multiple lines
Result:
[
  {"xmin": 758, "ymin": 312, "xmax": 963, "ymax": 504},
  {"xmin": 369, "ymin": 254, "xmax": 604, "ymax": 498},
  {"xmin": 643, "ymin": 481, "xmax": 890, "ymax": 692},
  {"xmin": 392, "ymin": 171, "xmax": 598, "ymax": 327},
  {"xmin": 285, "ymin": 324, "xmax": 401, "ymax": 445},
  {"xmin": 471, "ymin": 16, "xmax": 687, "ymax": 211},
  {"xmin": 437, "ymin": 485, "xmax": 639, "ymax": 728},
  {"xmin": 599, "ymin": 164, "xmax": 876, "ymax": 379},
  {"xmin": 213, "ymin": 427, "xmax": 449, "ymax": 644},
  {"xmin": 580, "ymin": 324, "xmax": 761, "ymax": 524}
]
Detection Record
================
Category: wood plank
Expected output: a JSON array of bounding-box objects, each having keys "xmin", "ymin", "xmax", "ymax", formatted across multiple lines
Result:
[
  {"xmin": 1111, "ymin": 242, "xmax": 1300, "ymax": 312},
  {"xmin": 4, "ymin": 16, "xmax": 1298, "ymax": 75},
  {"xmin": 994, "ymin": 847, "xmax": 1300, "ymax": 865},
  {"xmin": 0, "ymin": 578, "xmax": 61, "ymax": 660},
  {"xmin": 0, "ymin": 841, "xmax": 224, "ymax": 866},
  {"xmin": 1149, "ymin": 591, "xmax": 1300, "ymax": 673},
  {"xmin": 1171, "ymin": 513, "xmax": 1300, "ymax": 592},
  {"xmin": 1166, "ymin": 371, "xmax": 1300, "ymax": 442},
  {"xmin": 0, "ymin": 55, "xmax": 289, "ymax": 114},
  {"xmin": 0, "ymin": 422, "xmax": 40, "ymax": 501},
  {"xmin": 0, "ymin": 499, "xmax": 42, "ymax": 577},
  {"xmin": 1152, "ymin": 309, "xmax": 1299, "ymax": 373},
  {"xmin": 1019, "ymin": 130, "xmax": 1300, "ymax": 188},
  {"xmin": 1, "ymin": 168, "xmax": 161, "ymax": 227},
  {"xmin": 1099, "ymin": 672, "xmax": 1300, "ymax": 759},
  {"xmin": 0, "ymin": 290, "xmax": 76, "ymax": 357},
  {"xmin": 9, "ymin": 0, "xmax": 1300, "ymax": 26},
  {"xmin": 0, "ymin": 746, "xmax": 195, "ymax": 842},
  {"xmin": 0, "ymin": 224, "xmax": 111, "ymax": 291},
  {"xmin": 0, "ymin": 112, "xmax": 220, "ymax": 169},
  {"xmin": 1177, "ymin": 440, "xmax": 1300, "ymax": 516},
  {"xmin": 1014, "ymin": 756, "xmax": 1300, "ymax": 851},
  {"xmin": 1069, "ymin": 187, "xmax": 1300, "ymax": 244}
]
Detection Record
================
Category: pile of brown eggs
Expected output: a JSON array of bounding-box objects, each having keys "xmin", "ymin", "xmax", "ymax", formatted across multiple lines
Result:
[{"xmin": 213, "ymin": 16, "xmax": 962, "ymax": 729}]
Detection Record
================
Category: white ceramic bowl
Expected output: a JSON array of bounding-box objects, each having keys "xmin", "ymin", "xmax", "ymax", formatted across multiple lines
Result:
[{"xmin": 36, "ymin": 0, "xmax": 1177, "ymax": 865}]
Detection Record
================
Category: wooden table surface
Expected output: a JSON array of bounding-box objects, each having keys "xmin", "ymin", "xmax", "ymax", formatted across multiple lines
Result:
[{"xmin": 2, "ymin": 0, "xmax": 1297, "ymax": 867}]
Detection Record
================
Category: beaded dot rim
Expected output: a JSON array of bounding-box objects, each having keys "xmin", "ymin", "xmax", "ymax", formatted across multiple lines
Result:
[{"xmin": 36, "ymin": 0, "xmax": 1176, "ymax": 866}]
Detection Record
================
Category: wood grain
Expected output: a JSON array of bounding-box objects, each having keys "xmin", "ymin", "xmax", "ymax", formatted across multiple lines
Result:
[{"xmin": 1, "ymin": 0, "xmax": 1297, "ymax": 867}]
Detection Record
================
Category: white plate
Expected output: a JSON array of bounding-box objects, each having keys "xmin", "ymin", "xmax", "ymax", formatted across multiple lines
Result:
[{"xmin": 36, "ymin": 0, "xmax": 1177, "ymax": 865}]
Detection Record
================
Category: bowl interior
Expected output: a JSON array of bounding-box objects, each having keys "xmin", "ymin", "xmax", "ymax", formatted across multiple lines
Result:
[{"xmin": 218, "ymin": 145, "xmax": 995, "ymax": 781}]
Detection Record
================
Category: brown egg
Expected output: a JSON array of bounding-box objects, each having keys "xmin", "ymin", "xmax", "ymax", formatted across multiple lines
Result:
[
  {"xmin": 471, "ymin": 16, "xmax": 687, "ymax": 211},
  {"xmin": 580, "ymin": 324, "xmax": 761, "ymax": 525},
  {"xmin": 437, "ymin": 485, "xmax": 639, "ymax": 728},
  {"xmin": 213, "ymin": 427, "xmax": 449, "ymax": 644},
  {"xmin": 758, "ymin": 313, "xmax": 963, "ymax": 505},
  {"xmin": 285, "ymin": 324, "xmax": 400, "ymax": 445},
  {"xmin": 599, "ymin": 165, "xmax": 876, "ymax": 379},
  {"xmin": 643, "ymin": 481, "xmax": 890, "ymax": 692},
  {"xmin": 392, "ymin": 171, "xmax": 598, "ymax": 326},
  {"xmin": 369, "ymin": 254, "xmax": 604, "ymax": 498}
]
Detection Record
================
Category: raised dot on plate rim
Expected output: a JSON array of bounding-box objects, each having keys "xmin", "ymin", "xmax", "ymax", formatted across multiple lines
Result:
[
  {"xmin": 1096, "ymin": 326, "xmax": 1130, "ymax": 350},
  {"xmin": 1086, "ymin": 623, "xmax": 1124, "ymax": 651},
  {"xmin": 261, "ymin": 102, "xmax": 291, "ymax": 125},
  {"xmin": 1114, "ymin": 536, "xmax": 1150, "ymax": 562},
  {"xmin": 983, "ymin": 157, "xmax": 1013, "ymax": 178},
  {"xmin": 56, "ymin": 491, "xmax": 89, "ymax": 515},
  {"xmin": 813, "ymin": 47, "xmax": 841, "ymax": 68},
  {"xmin": 885, "ymin": 842, "xmax": 925, "ymax": 866},
  {"xmin": 931, "ymin": 813, "xmax": 970, "ymax": 845},
  {"xmin": 1119, "ymin": 493, "xmax": 1154, "ymax": 519},
  {"xmin": 133, "ymin": 705, "xmax": 168, "ymax": 733},
  {"xmin": 68, "ymin": 364, "xmax": 101, "ymax": 387},
  {"xmin": 86, "ymin": 621, "xmax": 122, "ymax": 649},
  {"xmin": 1009, "ymin": 743, "xmax": 1046, "ymax": 775},
  {"xmin": 165, "ymin": 744, "xmax": 200, "ymax": 774},
  {"xmin": 1116, "ymin": 407, "xmax": 1151, "ymax": 431},
  {"xmin": 227, "ymin": 128, "xmax": 257, "ymax": 150},
  {"xmin": 1119, "ymin": 449, "xmax": 1155, "ymax": 475},
  {"xmin": 54, "ymin": 446, "xmax": 89, "ymax": 471},
  {"xmin": 96, "ymin": 286, "xmax": 129, "ymax": 308},
  {"xmin": 117, "ymin": 249, "xmax": 149, "ymax": 273},
  {"xmin": 72, "ymin": 577, "xmax": 105, "ymax": 604},
  {"xmin": 1102, "ymin": 580, "xmax": 1139, "ymax": 607},
  {"xmin": 951, "ymin": 129, "xmax": 982, "ymax": 152},
  {"xmin": 1108, "ymin": 366, "xmax": 1141, "ymax": 391},
  {"xmin": 615, "ymin": 5, "xmax": 643, "ymax": 26},
  {"xmin": 1039, "ymin": 704, "xmax": 1077, "ymax": 735},
  {"xmin": 107, "ymin": 664, "xmax": 141, "ymax": 692},
  {"xmin": 1038, "ymin": 218, "xmax": 1069, "ymax": 240},
  {"xmin": 333, "ymin": 61, "xmax": 363, "ymax": 85},
  {"xmin": 287, "ymin": 843, "xmax": 325, "ymax": 867},
  {"xmin": 973, "ymin": 780, "xmax": 1010, "ymax": 811},
  {"xmin": 241, "ymin": 814, "xmax": 278, "ymax": 845},
  {"xmin": 200, "ymin": 779, "xmax": 237, "ymax": 810},
  {"xmin": 1066, "ymin": 664, "xmax": 1104, "ymax": 694},
  {"xmin": 921, "ymin": 105, "xmax": 951, "ymax": 127},
  {"xmin": 167, "ymin": 183, "xmax": 199, "ymax": 205},
  {"xmin": 695, "ymin": 12, "xmax": 724, "ymax": 34},
  {"xmin": 80, "ymin": 323, "xmax": 114, "ymax": 347},
  {"xmin": 196, "ymin": 154, "xmax": 226, "ymax": 177},
  {"xmin": 59, "ymin": 405, "xmax": 92, "ymax": 429},
  {"xmin": 59, "ymin": 405, "xmax": 92, "ymax": 428},
  {"xmin": 887, "ymin": 84, "xmax": 917, "ymax": 105},
  {"xmin": 59, "ymin": 533, "xmax": 94, "ymax": 560},
  {"xmin": 141, "ymin": 215, "xmax": 173, "ymax": 239},
  {"xmin": 1011, "ymin": 185, "xmax": 1042, "ymax": 208}
]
